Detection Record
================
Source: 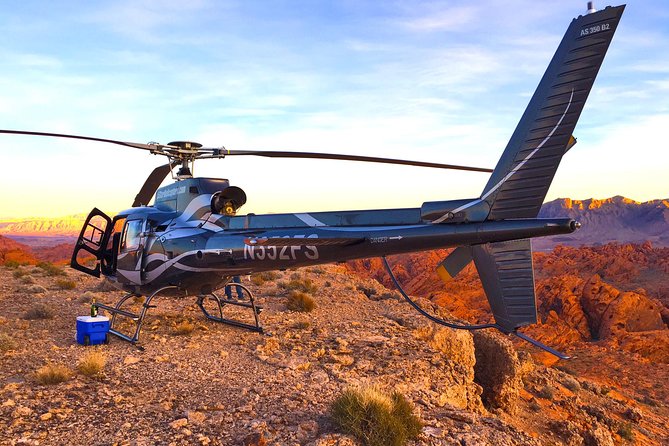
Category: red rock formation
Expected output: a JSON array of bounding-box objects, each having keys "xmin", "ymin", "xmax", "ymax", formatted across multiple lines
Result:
[
  {"xmin": 581, "ymin": 275, "xmax": 665, "ymax": 340},
  {"xmin": 0, "ymin": 235, "xmax": 37, "ymax": 265}
]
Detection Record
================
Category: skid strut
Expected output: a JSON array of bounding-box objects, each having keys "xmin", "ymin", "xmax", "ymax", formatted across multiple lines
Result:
[
  {"xmin": 94, "ymin": 286, "xmax": 178, "ymax": 343},
  {"xmin": 196, "ymin": 283, "xmax": 263, "ymax": 333}
]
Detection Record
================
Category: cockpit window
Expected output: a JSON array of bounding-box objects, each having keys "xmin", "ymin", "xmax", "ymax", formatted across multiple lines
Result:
[{"xmin": 121, "ymin": 220, "xmax": 144, "ymax": 252}]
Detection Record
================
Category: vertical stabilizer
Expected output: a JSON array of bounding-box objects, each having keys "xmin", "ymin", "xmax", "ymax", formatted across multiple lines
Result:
[{"xmin": 480, "ymin": 5, "xmax": 625, "ymax": 220}]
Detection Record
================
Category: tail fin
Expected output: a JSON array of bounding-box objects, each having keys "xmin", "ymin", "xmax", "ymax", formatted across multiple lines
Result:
[{"xmin": 480, "ymin": 5, "xmax": 625, "ymax": 220}]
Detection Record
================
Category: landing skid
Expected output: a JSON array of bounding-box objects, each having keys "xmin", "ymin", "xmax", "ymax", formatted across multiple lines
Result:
[
  {"xmin": 93, "ymin": 283, "xmax": 263, "ymax": 345},
  {"xmin": 196, "ymin": 283, "xmax": 263, "ymax": 333}
]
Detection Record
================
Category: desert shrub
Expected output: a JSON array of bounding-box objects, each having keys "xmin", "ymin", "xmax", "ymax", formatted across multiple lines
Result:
[
  {"xmin": 250, "ymin": 274, "xmax": 266, "ymax": 286},
  {"xmin": 35, "ymin": 363, "xmax": 72, "ymax": 385},
  {"xmin": 279, "ymin": 278, "xmax": 318, "ymax": 293},
  {"xmin": 537, "ymin": 385, "xmax": 556, "ymax": 400},
  {"xmin": 529, "ymin": 399, "xmax": 541, "ymax": 412},
  {"xmin": 375, "ymin": 292, "xmax": 401, "ymax": 301},
  {"xmin": 78, "ymin": 349, "xmax": 107, "ymax": 377},
  {"xmin": 324, "ymin": 281, "xmax": 332, "ymax": 288},
  {"xmin": 55, "ymin": 279, "xmax": 76, "ymax": 290},
  {"xmin": 0, "ymin": 332, "xmax": 17, "ymax": 353},
  {"xmin": 23, "ymin": 303, "xmax": 55, "ymax": 320},
  {"xmin": 600, "ymin": 386, "xmax": 611, "ymax": 395},
  {"xmin": 292, "ymin": 321, "xmax": 311, "ymax": 330},
  {"xmin": 36, "ymin": 261, "xmax": 66, "ymax": 276},
  {"xmin": 172, "ymin": 320, "xmax": 196, "ymax": 336},
  {"xmin": 20, "ymin": 275, "xmax": 35, "ymax": 284},
  {"xmin": 286, "ymin": 291, "xmax": 315, "ymax": 312},
  {"xmin": 561, "ymin": 376, "xmax": 581, "ymax": 393},
  {"xmin": 357, "ymin": 285, "xmax": 377, "ymax": 298},
  {"xmin": 309, "ymin": 266, "xmax": 325, "ymax": 275},
  {"xmin": 4, "ymin": 260, "xmax": 22, "ymax": 269},
  {"xmin": 331, "ymin": 386, "xmax": 423, "ymax": 446},
  {"xmin": 617, "ymin": 422, "xmax": 634, "ymax": 441},
  {"xmin": 23, "ymin": 284, "xmax": 47, "ymax": 294},
  {"xmin": 12, "ymin": 269, "xmax": 28, "ymax": 278},
  {"xmin": 260, "ymin": 271, "xmax": 280, "ymax": 281}
]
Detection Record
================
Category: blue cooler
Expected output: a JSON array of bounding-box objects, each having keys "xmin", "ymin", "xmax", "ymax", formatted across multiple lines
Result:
[{"xmin": 76, "ymin": 316, "xmax": 110, "ymax": 345}]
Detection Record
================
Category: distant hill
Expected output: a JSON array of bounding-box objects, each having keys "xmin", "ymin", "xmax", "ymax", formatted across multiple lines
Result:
[
  {"xmin": 537, "ymin": 196, "xmax": 669, "ymax": 248},
  {"xmin": 0, "ymin": 234, "xmax": 37, "ymax": 265},
  {"xmin": 0, "ymin": 214, "xmax": 87, "ymax": 236}
]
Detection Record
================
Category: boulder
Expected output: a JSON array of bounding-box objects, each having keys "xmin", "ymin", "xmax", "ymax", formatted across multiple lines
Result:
[
  {"xmin": 472, "ymin": 330, "xmax": 525, "ymax": 414},
  {"xmin": 413, "ymin": 325, "xmax": 483, "ymax": 412},
  {"xmin": 582, "ymin": 275, "xmax": 665, "ymax": 339}
]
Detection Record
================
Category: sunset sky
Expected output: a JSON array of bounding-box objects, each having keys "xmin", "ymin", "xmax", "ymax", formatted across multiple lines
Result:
[{"xmin": 0, "ymin": 0, "xmax": 667, "ymax": 219}]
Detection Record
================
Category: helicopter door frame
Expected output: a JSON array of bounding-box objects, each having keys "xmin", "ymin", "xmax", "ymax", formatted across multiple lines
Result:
[
  {"xmin": 115, "ymin": 218, "xmax": 148, "ymax": 286},
  {"xmin": 70, "ymin": 208, "xmax": 112, "ymax": 278}
]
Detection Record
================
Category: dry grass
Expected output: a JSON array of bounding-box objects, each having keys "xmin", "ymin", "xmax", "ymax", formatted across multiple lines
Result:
[
  {"xmin": 35, "ymin": 363, "xmax": 72, "ymax": 385},
  {"xmin": 12, "ymin": 269, "xmax": 29, "ymax": 278},
  {"xmin": 23, "ymin": 303, "xmax": 55, "ymax": 320},
  {"xmin": 331, "ymin": 386, "xmax": 423, "ymax": 446},
  {"xmin": 279, "ymin": 278, "xmax": 318, "ymax": 294},
  {"xmin": 172, "ymin": 320, "xmax": 196, "ymax": 336},
  {"xmin": 20, "ymin": 275, "xmax": 35, "ymax": 284},
  {"xmin": 78, "ymin": 349, "xmax": 107, "ymax": 377},
  {"xmin": 537, "ymin": 385, "xmax": 556, "ymax": 400},
  {"xmin": 0, "ymin": 332, "xmax": 17, "ymax": 353},
  {"xmin": 286, "ymin": 291, "xmax": 315, "ymax": 312},
  {"xmin": 36, "ymin": 261, "xmax": 66, "ymax": 276},
  {"xmin": 55, "ymin": 278, "xmax": 77, "ymax": 290}
]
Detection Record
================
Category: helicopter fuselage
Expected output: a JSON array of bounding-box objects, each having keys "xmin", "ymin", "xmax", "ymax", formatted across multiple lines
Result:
[{"xmin": 71, "ymin": 177, "xmax": 577, "ymax": 297}]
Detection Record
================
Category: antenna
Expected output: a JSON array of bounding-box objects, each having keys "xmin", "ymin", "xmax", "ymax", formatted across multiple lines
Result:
[{"xmin": 587, "ymin": 2, "xmax": 597, "ymax": 14}]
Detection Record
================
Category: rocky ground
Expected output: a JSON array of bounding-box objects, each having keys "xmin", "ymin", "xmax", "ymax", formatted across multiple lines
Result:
[{"xmin": 0, "ymin": 263, "xmax": 668, "ymax": 445}]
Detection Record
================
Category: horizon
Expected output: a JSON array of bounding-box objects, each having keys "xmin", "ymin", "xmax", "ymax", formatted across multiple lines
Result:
[
  {"xmin": 1, "ymin": 1, "xmax": 668, "ymax": 219},
  {"xmin": 0, "ymin": 194, "xmax": 666, "ymax": 221}
]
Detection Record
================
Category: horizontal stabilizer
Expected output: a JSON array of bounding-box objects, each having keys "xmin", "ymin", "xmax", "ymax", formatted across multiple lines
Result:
[
  {"xmin": 244, "ymin": 237, "xmax": 363, "ymax": 247},
  {"xmin": 472, "ymin": 239, "xmax": 536, "ymax": 332},
  {"xmin": 436, "ymin": 246, "xmax": 473, "ymax": 282}
]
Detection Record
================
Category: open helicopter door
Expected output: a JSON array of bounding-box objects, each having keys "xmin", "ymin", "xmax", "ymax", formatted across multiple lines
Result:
[
  {"xmin": 71, "ymin": 208, "xmax": 112, "ymax": 278},
  {"xmin": 115, "ymin": 218, "xmax": 149, "ymax": 286}
]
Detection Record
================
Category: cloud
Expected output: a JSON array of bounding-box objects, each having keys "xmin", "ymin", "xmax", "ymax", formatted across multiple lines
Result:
[{"xmin": 399, "ymin": 6, "xmax": 478, "ymax": 32}]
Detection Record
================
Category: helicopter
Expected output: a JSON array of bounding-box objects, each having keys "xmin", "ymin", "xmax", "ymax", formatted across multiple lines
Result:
[{"xmin": 0, "ymin": 4, "xmax": 625, "ymax": 358}]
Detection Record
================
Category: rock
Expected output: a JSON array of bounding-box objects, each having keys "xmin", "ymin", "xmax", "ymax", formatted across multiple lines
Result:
[
  {"xmin": 414, "ymin": 325, "xmax": 483, "ymax": 412},
  {"xmin": 123, "ymin": 356, "xmax": 141, "ymax": 365},
  {"xmin": 473, "ymin": 330, "xmax": 525, "ymax": 415},
  {"xmin": 169, "ymin": 418, "xmax": 188, "ymax": 429},
  {"xmin": 624, "ymin": 407, "xmax": 643, "ymax": 423},
  {"xmin": 39, "ymin": 412, "xmax": 52, "ymax": 421},
  {"xmin": 582, "ymin": 275, "xmax": 665, "ymax": 339},
  {"xmin": 187, "ymin": 410, "xmax": 206, "ymax": 424},
  {"xmin": 13, "ymin": 406, "xmax": 33, "ymax": 418},
  {"xmin": 548, "ymin": 420, "xmax": 585, "ymax": 446},
  {"xmin": 242, "ymin": 432, "xmax": 267, "ymax": 446},
  {"xmin": 583, "ymin": 423, "xmax": 614, "ymax": 446},
  {"xmin": 308, "ymin": 434, "xmax": 357, "ymax": 446}
]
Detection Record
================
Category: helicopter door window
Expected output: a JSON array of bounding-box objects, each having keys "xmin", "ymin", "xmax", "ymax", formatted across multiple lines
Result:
[{"xmin": 121, "ymin": 220, "xmax": 144, "ymax": 252}]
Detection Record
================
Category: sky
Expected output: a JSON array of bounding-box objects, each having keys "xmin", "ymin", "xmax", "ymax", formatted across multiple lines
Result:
[{"xmin": 0, "ymin": 0, "xmax": 667, "ymax": 219}]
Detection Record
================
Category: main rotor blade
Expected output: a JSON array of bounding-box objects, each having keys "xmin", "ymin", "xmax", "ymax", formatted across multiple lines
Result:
[
  {"xmin": 219, "ymin": 149, "xmax": 493, "ymax": 173},
  {"xmin": 133, "ymin": 163, "xmax": 173, "ymax": 207},
  {"xmin": 0, "ymin": 129, "xmax": 167, "ymax": 151}
]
